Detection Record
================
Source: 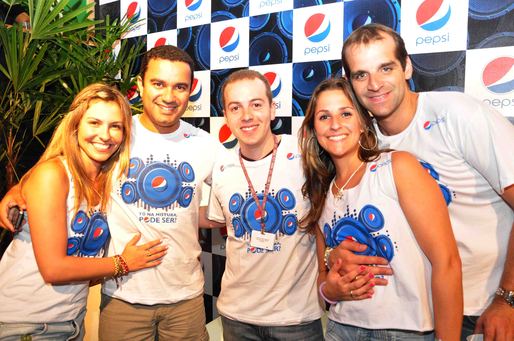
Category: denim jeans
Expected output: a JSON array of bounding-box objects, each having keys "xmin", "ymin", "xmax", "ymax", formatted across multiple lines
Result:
[
  {"xmin": 325, "ymin": 319, "xmax": 435, "ymax": 341},
  {"xmin": 461, "ymin": 315, "xmax": 479, "ymax": 341},
  {"xmin": 221, "ymin": 315, "xmax": 323, "ymax": 341},
  {"xmin": 0, "ymin": 308, "xmax": 85, "ymax": 341}
]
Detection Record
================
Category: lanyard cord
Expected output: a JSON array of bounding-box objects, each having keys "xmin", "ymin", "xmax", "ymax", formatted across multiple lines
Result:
[{"xmin": 239, "ymin": 135, "xmax": 279, "ymax": 234}]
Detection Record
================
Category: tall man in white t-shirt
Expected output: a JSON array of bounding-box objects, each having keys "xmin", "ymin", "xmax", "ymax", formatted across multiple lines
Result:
[
  {"xmin": 331, "ymin": 23, "xmax": 514, "ymax": 340},
  {"xmin": 200, "ymin": 69, "xmax": 325, "ymax": 340}
]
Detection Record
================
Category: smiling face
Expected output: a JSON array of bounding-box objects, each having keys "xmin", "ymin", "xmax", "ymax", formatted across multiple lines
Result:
[
  {"xmin": 137, "ymin": 58, "xmax": 192, "ymax": 134},
  {"xmin": 223, "ymin": 77, "xmax": 276, "ymax": 160},
  {"xmin": 344, "ymin": 33, "xmax": 413, "ymax": 123},
  {"xmin": 77, "ymin": 100, "xmax": 124, "ymax": 173},
  {"xmin": 313, "ymin": 89, "xmax": 363, "ymax": 162}
]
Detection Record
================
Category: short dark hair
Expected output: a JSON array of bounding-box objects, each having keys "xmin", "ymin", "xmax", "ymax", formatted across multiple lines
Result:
[
  {"xmin": 341, "ymin": 23, "xmax": 408, "ymax": 78},
  {"xmin": 221, "ymin": 69, "xmax": 273, "ymax": 110},
  {"xmin": 139, "ymin": 45, "xmax": 195, "ymax": 85}
]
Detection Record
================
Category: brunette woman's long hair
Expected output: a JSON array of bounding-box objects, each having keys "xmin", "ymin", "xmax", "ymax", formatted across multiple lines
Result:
[{"xmin": 299, "ymin": 78, "xmax": 384, "ymax": 234}]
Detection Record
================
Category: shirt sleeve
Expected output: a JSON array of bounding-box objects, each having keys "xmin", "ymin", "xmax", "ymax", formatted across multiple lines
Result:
[
  {"xmin": 450, "ymin": 95, "xmax": 514, "ymax": 194},
  {"xmin": 206, "ymin": 167, "xmax": 227, "ymax": 224}
]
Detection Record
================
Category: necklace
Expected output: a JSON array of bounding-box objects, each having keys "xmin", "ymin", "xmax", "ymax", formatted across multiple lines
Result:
[{"xmin": 333, "ymin": 161, "xmax": 365, "ymax": 200}]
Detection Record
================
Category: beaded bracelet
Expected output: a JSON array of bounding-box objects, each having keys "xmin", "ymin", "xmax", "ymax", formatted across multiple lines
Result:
[
  {"xmin": 113, "ymin": 255, "xmax": 122, "ymax": 277},
  {"xmin": 118, "ymin": 255, "xmax": 129, "ymax": 276},
  {"xmin": 113, "ymin": 255, "xmax": 129, "ymax": 277},
  {"xmin": 319, "ymin": 281, "xmax": 337, "ymax": 305}
]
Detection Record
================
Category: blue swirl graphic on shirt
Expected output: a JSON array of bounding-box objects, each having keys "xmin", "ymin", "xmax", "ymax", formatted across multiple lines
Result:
[
  {"xmin": 229, "ymin": 188, "xmax": 297, "ymax": 239},
  {"xmin": 121, "ymin": 157, "xmax": 195, "ymax": 209},
  {"xmin": 419, "ymin": 160, "xmax": 453, "ymax": 205},
  {"xmin": 324, "ymin": 204, "xmax": 394, "ymax": 261},
  {"xmin": 67, "ymin": 211, "xmax": 110, "ymax": 257}
]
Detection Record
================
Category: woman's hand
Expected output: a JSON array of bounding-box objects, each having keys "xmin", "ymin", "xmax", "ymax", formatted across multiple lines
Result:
[
  {"xmin": 121, "ymin": 233, "xmax": 168, "ymax": 272},
  {"xmin": 322, "ymin": 258, "xmax": 376, "ymax": 301}
]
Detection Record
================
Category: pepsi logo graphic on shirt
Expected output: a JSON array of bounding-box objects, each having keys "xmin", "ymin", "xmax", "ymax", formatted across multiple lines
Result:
[
  {"xmin": 67, "ymin": 211, "xmax": 110, "ymax": 257},
  {"xmin": 422, "ymin": 116, "xmax": 446, "ymax": 130},
  {"xmin": 228, "ymin": 188, "xmax": 297, "ymax": 252},
  {"xmin": 219, "ymin": 26, "xmax": 240, "ymax": 53},
  {"xmin": 369, "ymin": 159, "xmax": 391, "ymax": 172},
  {"xmin": 286, "ymin": 152, "xmax": 301, "ymax": 160},
  {"xmin": 324, "ymin": 205, "xmax": 394, "ymax": 262},
  {"xmin": 121, "ymin": 157, "xmax": 195, "ymax": 209},
  {"xmin": 304, "ymin": 13, "xmax": 331, "ymax": 43},
  {"xmin": 482, "ymin": 57, "xmax": 514, "ymax": 94},
  {"xmin": 416, "ymin": 0, "xmax": 451, "ymax": 32}
]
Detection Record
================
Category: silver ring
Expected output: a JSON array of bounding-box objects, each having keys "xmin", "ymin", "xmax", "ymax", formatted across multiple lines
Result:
[{"xmin": 350, "ymin": 290, "xmax": 354, "ymax": 298}]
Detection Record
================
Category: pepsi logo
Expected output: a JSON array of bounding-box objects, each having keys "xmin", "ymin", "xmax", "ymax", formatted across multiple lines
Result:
[
  {"xmin": 126, "ymin": 1, "xmax": 141, "ymax": 22},
  {"xmin": 368, "ymin": 213, "xmax": 375, "ymax": 222},
  {"xmin": 254, "ymin": 209, "xmax": 267, "ymax": 222},
  {"xmin": 219, "ymin": 124, "xmax": 238, "ymax": 149},
  {"xmin": 304, "ymin": 13, "xmax": 331, "ymax": 43},
  {"xmin": 482, "ymin": 57, "xmax": 514, "ymax": 94},
  {"xmin": 287, "ymin": 152, "xmax": 294, "ymax": 160},
  {"xmin": 151, "ymin": 176, "xmax": 168, "ymax": 192},
  {"xmin": 185, "ymin": 0, "xmax": 202, "ymax": 11},
  {"xmin": 416, "ymin": 0, "xmax": 451, "ymax": 31},
  {"xmin": 219, "ymin": 27, "xmax": 240, "ymax": 53},
  {"xmin": 190, "ymin": 78, "xmax": 202, "ymax": 102},
  {"xmin": 263, "ymin": 72, "xmax": 281, "ymax": 98},
  {"xmin": 369, "ymin": 164, "xmax": 378, "ymax": 172},
  {"xmin": 183, "ymin": 133, "xmax": 191, "ymax": 138},
  {"xmin": 93, "ymin": 227, "xmax": 103, "ymax": 239},
  {"xmin": 423, "ymin": 117, "xmax": 445, "ymax": 130},
  {"xmin": 154, "ymin": 37, "xmax": 167, "ymax": 47}
]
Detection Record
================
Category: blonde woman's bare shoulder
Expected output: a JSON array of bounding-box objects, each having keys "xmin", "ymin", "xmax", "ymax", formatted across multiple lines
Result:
[{"xmin": 22, "ymin": 158, "xmax": 69, "ymax": 197}]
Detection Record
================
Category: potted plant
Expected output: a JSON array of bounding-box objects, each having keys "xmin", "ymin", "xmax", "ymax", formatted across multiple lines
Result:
[{"xmin": 0, "ymin": 0, "xmax": 144, "ymax": 255}]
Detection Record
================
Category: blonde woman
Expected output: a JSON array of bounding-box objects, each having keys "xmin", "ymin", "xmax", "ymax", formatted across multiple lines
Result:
[{"xmin": 0, "ymin": 84, "xmax": 166, "ymax": 340}]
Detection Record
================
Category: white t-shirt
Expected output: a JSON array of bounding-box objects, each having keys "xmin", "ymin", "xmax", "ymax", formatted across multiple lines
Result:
[
  {"xmin": 320, "ymin": 152, "xmax": 433, "ymax": 331},
  {"xmin": 0, "ymin": 159, "xmax": 108, "ymax": 323},
  {"xmin": 102, "ymin": 116, "xmax": 220, "ymax": 305},
  {"xmin": 208, "ymin": 135, "xmax": 323, "ymax": 325},
  {"xmin": 374, "ymin": 91, "xmax": 514, "ymax": 316}
]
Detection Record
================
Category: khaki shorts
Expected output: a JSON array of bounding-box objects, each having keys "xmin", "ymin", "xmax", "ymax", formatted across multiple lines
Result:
[{"xmin": 99, "ymin": 294, "xmax": 208, "ymax": 341}]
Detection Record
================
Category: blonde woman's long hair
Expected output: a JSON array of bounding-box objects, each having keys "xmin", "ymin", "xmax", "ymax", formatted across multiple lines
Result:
[{"xmin": 23, "ymin": 83, "xmax": 132, "ymax": 213}]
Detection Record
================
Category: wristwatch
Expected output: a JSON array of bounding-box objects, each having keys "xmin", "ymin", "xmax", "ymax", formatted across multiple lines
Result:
[{"xmin": 495, "ymin": 287, "xmax": 514, "ymax": 307}]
